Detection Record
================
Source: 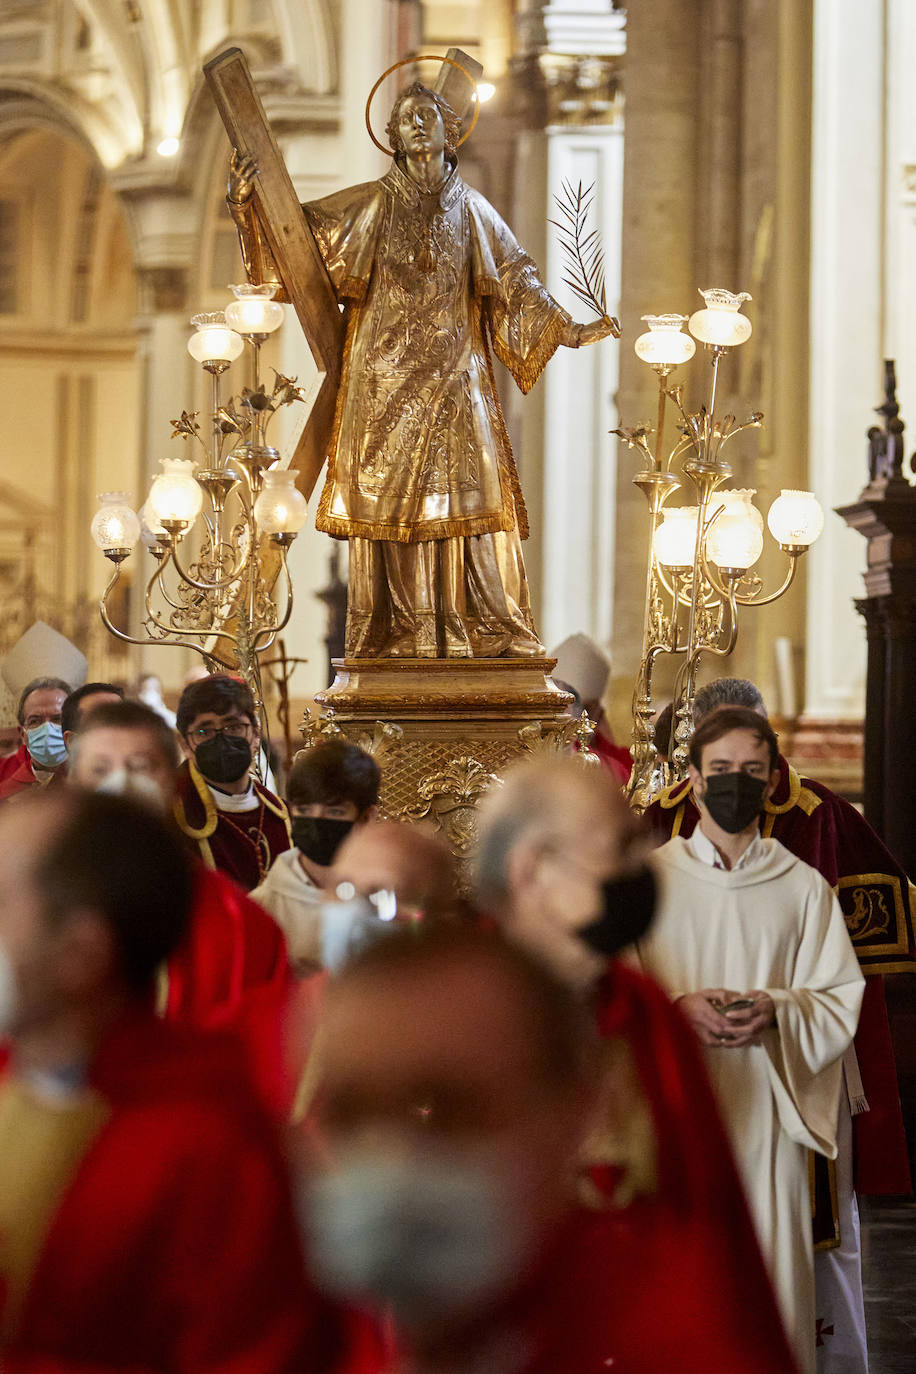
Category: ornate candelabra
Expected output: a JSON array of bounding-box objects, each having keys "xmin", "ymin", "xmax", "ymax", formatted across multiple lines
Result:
[
  {"xmin": 617, "ymin": 290, "xmax": 825, "ymax": 809},
  {"xmin": 90, "ymin": 284, "xmax": 308, "ymax": 717}
]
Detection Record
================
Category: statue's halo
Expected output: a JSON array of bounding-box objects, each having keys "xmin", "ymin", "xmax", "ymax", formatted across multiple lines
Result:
[{"xmin": 364, "ymin": 54, "xmax": 481, "ymax": 155}]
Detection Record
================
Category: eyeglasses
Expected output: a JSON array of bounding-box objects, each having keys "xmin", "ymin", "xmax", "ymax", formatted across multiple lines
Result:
[
  {"xmin": 24, "ymin": 713, "xmax": 62, "ymax": 730},
  {"xmin": 188, "ymin": 721, "xmax": 253, "ymax": 745}
]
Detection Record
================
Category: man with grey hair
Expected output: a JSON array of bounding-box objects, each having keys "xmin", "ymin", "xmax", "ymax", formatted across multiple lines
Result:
[
  {"xmin": 645, "ymin": 677, "xmax": 914, "ymax": 1374},
  {"xmin": 472, "ymin": 754, "xmax": 795, "ymax": 1368},
  {"xmin": 0, "ymin": 675, "xmax": 73, "ymax": 801},
  {"xmin": 693, "ymin": 676, "xmax": 765, "ymax": 717}
]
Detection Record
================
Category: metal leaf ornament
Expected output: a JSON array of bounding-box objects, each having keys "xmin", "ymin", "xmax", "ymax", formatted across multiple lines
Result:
[{"xmin": 549, "ymin": 180, "xmax": 611, "ymax": 323}]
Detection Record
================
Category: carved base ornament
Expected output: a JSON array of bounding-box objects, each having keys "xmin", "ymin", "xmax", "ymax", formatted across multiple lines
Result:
[{"xmin": 302, "ymin": 657, "xmax": 594, "ymax": 859}]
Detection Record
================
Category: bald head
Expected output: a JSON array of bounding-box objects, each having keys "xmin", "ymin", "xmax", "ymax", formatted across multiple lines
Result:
[
  {"xmin": 332, "ymin": 820, "xmax": 460, "ymax": 918},
  {"xmin": 475, "ymin": 755, "xmax": 635, "ymax": 908},
  {"xmin": 473, "ymin": 756, "xmax": 648, "ymax": 988}
]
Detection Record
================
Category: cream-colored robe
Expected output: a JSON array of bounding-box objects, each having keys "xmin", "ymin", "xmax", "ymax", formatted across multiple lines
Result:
[{"xmin": 638, "ymin": 836, "xmax": 864, "ymax": 1374}]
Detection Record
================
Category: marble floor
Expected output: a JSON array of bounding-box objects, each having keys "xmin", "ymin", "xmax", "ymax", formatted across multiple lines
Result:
[{"xmin": 860, "ymin": 1196, "xmax": 916, "ymax": 1373}]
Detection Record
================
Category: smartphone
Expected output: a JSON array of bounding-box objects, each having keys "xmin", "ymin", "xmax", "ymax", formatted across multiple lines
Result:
[{"xmin": 718, "ymin": 997, "xmax": 756, "ymax": 1014}]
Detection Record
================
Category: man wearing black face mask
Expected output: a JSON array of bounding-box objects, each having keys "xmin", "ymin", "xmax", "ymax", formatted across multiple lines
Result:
[
  {"xmin": 174, "ymin": 674, "xmax": 291, "ymax": 892},
  {"xmin": 639, "ymin": 706, "xmax": 864, "ymax": 1374},
  {"xmin": 252, "ymin": 740, "xmax": 380, "ymax": 975},
  {"xmin": 473, "ymin": 754, "xmax": 797, "ymax": 1363}
]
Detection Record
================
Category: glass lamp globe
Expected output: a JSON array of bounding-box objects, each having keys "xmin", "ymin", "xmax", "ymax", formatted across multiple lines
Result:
[
  {"xmin": 654, "ymin": 507, "xmax": 699, "ymax": 569},
  {"xmin": 766, "ymin": 490, "xmax": 824, "ymax": 548},
  {"xmin": 706, "ymin": 490, "xmax": 765, "ymax": 570},
  {"xmin": 225, "ymin": 284, "xmax": 284, "ymax": 336},
  {"xmin": 688, "ymin": 288, "xmax": 753, "ymax": 348},
  {"xmin": 634, "ymin": 314, "xmax": 697, "ymax": 367},
  {"xmin": 147, "ymin": 458, "xmax": 204, "ymax": 527},
  {"xmin": 90, "ymin": 492, "xmax": 140, "ymax": 552},
  {"xmin": 187, "ymin": 312, "xmax": 244, "ymax": 364},
  {"xmin": 253, "ymin": 469, "xmax": 308, "ymax": 535},
  {"xmin": 139, "ymin": 500, "xmax": 167, "ymax": 551}
]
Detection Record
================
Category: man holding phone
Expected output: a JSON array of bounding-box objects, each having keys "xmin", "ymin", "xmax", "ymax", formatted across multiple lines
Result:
[{"xmin": 637, "ymin": 706, "xmax": 863, "ymax": 1374}]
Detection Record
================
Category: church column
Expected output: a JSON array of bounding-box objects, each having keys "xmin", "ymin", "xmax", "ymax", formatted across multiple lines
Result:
[
  {"xmin": 509, "ymin": 0, "xmax": 626, "ymax": 656},
  {"xmin": 111, "ymin": 182, "xmax": 198, "ymax": 682},
  {"xmin": 806, "ymin": 0, "xmax": 887, "ymax": 721},
  {"xmin": 611, "ymin": 0, "xmax": 699, "ymax": 731}
]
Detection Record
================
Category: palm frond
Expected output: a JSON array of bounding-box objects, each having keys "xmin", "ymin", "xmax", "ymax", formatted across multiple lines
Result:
[{"xmin": 549, "ymin": 180, "xmax": 608, "ymax": 321}]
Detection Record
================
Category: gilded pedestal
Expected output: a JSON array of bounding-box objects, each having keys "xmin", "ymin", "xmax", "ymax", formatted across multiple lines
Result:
[{"xmin": 304, "ymin": 657, "xmax": 585, "ymax": 856}]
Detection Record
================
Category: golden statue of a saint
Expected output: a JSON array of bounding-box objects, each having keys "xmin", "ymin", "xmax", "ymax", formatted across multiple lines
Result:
[{"xmin": 228, "ymin": 80, "xmax": 617, "ymax": 659}]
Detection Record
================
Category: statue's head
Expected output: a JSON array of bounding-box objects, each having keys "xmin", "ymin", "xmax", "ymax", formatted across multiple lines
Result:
[{"xmin": 386, "ymin": 82, "xmax": 461, "ymax": 159}]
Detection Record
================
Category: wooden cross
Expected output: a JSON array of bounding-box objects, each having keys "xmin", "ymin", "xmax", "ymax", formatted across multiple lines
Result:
[{"xmin": 203, "ymin": 46, "xmax": 483, "ymax": 499}]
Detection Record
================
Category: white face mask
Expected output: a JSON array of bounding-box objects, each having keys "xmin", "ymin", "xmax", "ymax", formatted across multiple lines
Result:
[
  {"xmin": 320, "ymin": 889, "xmax": 399, "ymax": 974},
  {"xmin": 95, "ymin": 768, "xmax": 166, "ymax": 813},
  {"xmin": 0, "ymin": 940, "xmax": 19, "ymax": 1036},
  {"xmin": 304, "ymin": 1146, "xmax": 531, "ymax": 1328}
]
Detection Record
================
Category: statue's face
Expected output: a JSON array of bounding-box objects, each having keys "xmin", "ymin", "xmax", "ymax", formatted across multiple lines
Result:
[{"xmin": 397, "ymin": 94, "xmax": 445, "ymax": 159}]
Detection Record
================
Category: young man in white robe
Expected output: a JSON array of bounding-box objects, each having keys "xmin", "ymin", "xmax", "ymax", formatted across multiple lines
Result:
[{"xmin": 637, "ymin": 705, "xmax": 864, "ymax": 1374}]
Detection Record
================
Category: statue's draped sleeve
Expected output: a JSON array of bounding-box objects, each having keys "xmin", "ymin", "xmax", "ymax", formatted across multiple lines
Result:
[
  {"xmin": 226, "ymin": 196, "xmax": 289, "ymax": 301},
  {"xmin": 466, "ymin": 193, "xmax": 574, "ymax": 396},
  {"xmin": 227, "ymin": 183, "xmax": 385, "ymax": 306}
]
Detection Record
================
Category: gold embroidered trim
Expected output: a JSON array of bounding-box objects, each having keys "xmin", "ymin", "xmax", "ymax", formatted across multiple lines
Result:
[
  {"xmin": 491, "ymin": 309, "xmax": 569, "ymax": 397},
  {"xmin": 315, "ymin": 300, "xmax": 521, "ymax": 545},
  {"xmin": 317, "ymin": 510, "xmax": 515, "ymax": 543},
  {"xmin": 764, "ymin": 764, "xmax": 802, "ymax": 815},
  {"xmin": 172, "ymin": 758, "xmax": 218, "ymax": 841},
  {"xmin": 259, "ymin": 785, "xmax": 292, "ymax": 834},
  {"xmin": 657, "ymin": 779, "xmax": 693, "ymax": 810}
]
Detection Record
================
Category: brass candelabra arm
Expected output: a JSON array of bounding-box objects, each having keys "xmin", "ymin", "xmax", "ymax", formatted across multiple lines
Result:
[
  {"xmin": 166, "ymin": 531, "xmax": 247, "ymax": 594},
  {"xmin": 98, "ymin": 561, "xmax": 233, "ymax": 668},
  {"xmin": 732, "ymin": 550, "xmax": 801, "ymax": 606},
  {"xmin": 250, "ymin": 541, "xmax": 295, "ymax": 654},
  {"xmin": 654, "ymin": 558, "xmax": 723, "ymax": 615},
  {"xmin": 98, "ymin": 563, "xmax": 160, "ymax": 651}
]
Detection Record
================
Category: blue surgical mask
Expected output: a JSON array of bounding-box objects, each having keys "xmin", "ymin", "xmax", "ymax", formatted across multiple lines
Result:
[
  {"xmin": 304, "ymin": 1148, "xmax": 530, "ymax": 1328},
  {"xmin": 26, "ymin": 722, "xmax": 68, "ymax": 770}
]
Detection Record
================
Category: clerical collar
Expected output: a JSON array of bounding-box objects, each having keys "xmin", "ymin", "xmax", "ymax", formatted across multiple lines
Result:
[
  {"xmin": 687, "ymin": 826, "xmax": 766, "ymax": 872},
  {"xmin": 385, "ymin": 156, "xmax": 464, "ymax": 211},
  {"xmin": 206, "ymin": 781, "xmax": 259, "ymax": 813}
]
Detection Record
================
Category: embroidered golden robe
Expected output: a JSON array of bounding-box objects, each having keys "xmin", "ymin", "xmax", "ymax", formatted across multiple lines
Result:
[{"xmin": 232, "ymin": 157, "xmax": 573, "ymax": 657}]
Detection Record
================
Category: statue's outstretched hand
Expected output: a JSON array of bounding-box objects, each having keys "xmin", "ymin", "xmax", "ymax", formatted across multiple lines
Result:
[
  {"xmin": 228, "ymin": 150, "xmax": 258, "ymax": 204},
  {"xmin": 579, "ymin": 316, "xmax": 621, "ymax": 346},
  {"xmin": 560, "ymin": 316, "xmax": 621, "ymax": 349}
]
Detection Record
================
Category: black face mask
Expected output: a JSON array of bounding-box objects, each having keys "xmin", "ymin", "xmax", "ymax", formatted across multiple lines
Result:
[
  {"xmin": 193, "ymin": 733, "xmax": 252, "ymax": 786},
  {"xmin": 292, "ymin": 816, "xmax": 354, "ymax": 867},
  {"xmin": 579, "ymin": 866, "xmax": 657, "ymax": 958},
  {"xmin": 700, "ymin": 772, "xmax": 768, "ymax": 834}
]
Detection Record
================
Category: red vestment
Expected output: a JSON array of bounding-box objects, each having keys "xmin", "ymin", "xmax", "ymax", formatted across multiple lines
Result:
[
  {"xmin": 163, "ymin": 864, "xmax": 293, "ymax": 1113},
  {"xmin": 461, "ymin": 1203, "xmax": 800, "ymax": 1374},
  {"xmin": 342, "ymin": 959, "xmax": 796, "ymax": 1374},
  {"xmin": 173, "ymin": 758, "xmax": 291, "ymax": 892},
  {"xmin": 0, "ymin": 743, "xmax": 26, "ymax": 785},
  {"xmin": 1, "ymin": 1010, "xmax": 358, "ymax": 1374},
  {"xmin": 0, "ymin": 746, "xmax": 65, "ymax": 803},
  {"xmin": 589, "ymin": 727, "xmax": 633, "ymax": 785},
  {"xmin": 644, "ymin": 756, "xmax": 912, "ymax": 1194}
]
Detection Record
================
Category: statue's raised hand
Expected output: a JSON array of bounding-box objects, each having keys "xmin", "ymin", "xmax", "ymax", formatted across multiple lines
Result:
[{"xmin": 228, "ymin": 150, "xmax": 258, "ymax": 204}]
